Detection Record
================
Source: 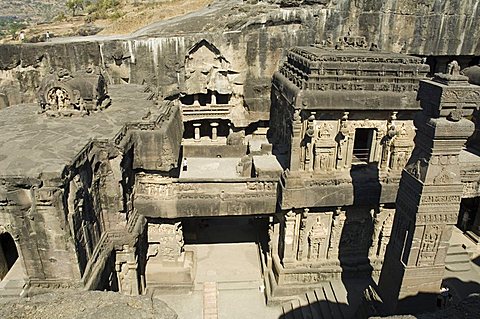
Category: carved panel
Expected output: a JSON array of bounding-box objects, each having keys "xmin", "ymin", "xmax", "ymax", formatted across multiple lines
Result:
[
  {"xmin": 148, "ymin": 222, "xmax": 184, "ymax": 262},
  {"xmin": 417, "ymin": 225, "xmax": 442, "ymax": 266}
]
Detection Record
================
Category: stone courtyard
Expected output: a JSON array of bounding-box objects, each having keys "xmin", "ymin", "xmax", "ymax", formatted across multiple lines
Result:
[{"xmin": 1, "ymin": 0, "xmax": 480, "ymax": 318}]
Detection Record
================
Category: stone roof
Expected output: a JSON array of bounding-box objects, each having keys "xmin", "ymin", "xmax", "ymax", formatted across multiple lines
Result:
[
  {"xmin": 280, "ymin": 46, "xmax": 429, "ymax": 93},
  {"xmin": 273, "ymin": 45, "xmax": 430, "ymax": 111}
]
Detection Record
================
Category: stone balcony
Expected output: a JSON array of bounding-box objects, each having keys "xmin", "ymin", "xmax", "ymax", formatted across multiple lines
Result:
[{"xmin": 181, "ymin": 104, "xmax": 233, "ymax": 120}]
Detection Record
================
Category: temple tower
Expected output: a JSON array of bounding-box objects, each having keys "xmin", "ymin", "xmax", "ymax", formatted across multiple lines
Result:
[{"xmin": 378, "ymin": 62, "xmax": 480, "ymax": 313}]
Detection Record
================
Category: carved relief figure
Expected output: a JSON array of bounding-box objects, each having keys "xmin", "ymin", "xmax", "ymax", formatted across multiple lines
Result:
[
  {"xmin": 370, "ymin": 207, "xmax": 395, "ymax": 257},
  {"xmin": 38, "ymin": 68, "xmax": 110, "ymax": 116},
  {"xmin": 328, "ymin": 208, "xmax": 346, "ymax": 259},
  {"xmin": 149, "ymin": 222, "xmax": 184, "ymax": 262},
  {"xmin": 308, "ymin": 216, "xmax": 328, "ymax": 260},
  {"xmin": 418, "ymin": 225, "xmax": 441, "ymax": 266}
]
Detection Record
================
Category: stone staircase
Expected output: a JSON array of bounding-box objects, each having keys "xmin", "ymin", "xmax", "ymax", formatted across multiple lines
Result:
[
  {"xmin": 445, "ymin": 243, "xmax": 471, "ymax": 272},
  {"xmin": 281, "ymin": 281, "xmax": 352, "ymax": 319},
  {"xmin": 0, "ymin": 259, "xmax": 26, "ymax": 299},
  {"xmin": 0, "ymin": 279, "xmax": 25, "ymax": 299}
]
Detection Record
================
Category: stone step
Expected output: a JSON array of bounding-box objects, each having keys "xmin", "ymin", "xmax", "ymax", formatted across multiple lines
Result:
[
  {"xmin": 306, "ymin": 290, "xmax": 322, "ymax": 319},
  {"xmin": 216, "ymin": 279, "xmax": 263, "ymax": 291},
  {"xmin": 298, "ymin": 295, "xmax": 313, "ymax": 319},
  {"xmin": 323, "ymin": 282, "xmax": 345, "ymax": 319},
  {"xmin": 445, "ymin": 244, "xmax": 471, "ymax": 272},
  {"xmin": 314, "ymin": 288, "xmax": 332, "ymax": 319},
  {"xmin": 281, "ymin": 301, "xmax": 296, "ymax": 319},
  {"xmin": 445, "ymin": 253, "xmax": 471, "ymax": 264},
  {"xmin": 445, "ymin": 262, "xmax": 472, "ymax": 272},
  {"xmin": 281, "ymin": 281, "xmax": 352, "ymax": 319},
  {"xmin": 448, "ymin": 244, "xmax": 467, "ymax": 254},
  {"xmin": 0, "ymin": 288, "xmax": 23, "ymax": 297},
  {"xmin": 466, "ymin": 230, "xmax": 480, "ymax": 244}
]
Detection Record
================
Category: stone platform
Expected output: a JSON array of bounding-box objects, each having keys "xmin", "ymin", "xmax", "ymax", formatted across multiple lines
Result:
[{"xmin": 0, "ymin": 84, "xmax": 154, "ymax": 178}]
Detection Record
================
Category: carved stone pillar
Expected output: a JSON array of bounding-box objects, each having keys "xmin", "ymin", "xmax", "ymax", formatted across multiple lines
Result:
[
  {"xmin": 211, "ymin": 122, "xmax": 219, "ymax": 141},
  {"xmin": 290, "ymin": 110, "xmax": 303, "ymax": 171},
  {"xmin": 378, "ymin": 66, "xmax": 479, "ymax": 313},
  {"xmin": 327, "ymin": 207, "xmax": 346, "ymax": 259},
  {"xmin": 193, "ymin": 123, "xmax": 201, "ymax": 141},
  {"xmin": 193, "ymin": 94, "xmax": 199, "ymax": 106},
  {"xmin": 116, "ymin": 245, "xmax": 140, "ymax": 296},
  {"xmin": 0, "ymin": 243, "xmax": 7, "ymax": 280},
  {"xmin": 211, "ymin": 91, "xmax": 216, "ymax": 105},
  {"xmin": 283, "ymin": 210, "xmax": 299, "ymax": 265}
]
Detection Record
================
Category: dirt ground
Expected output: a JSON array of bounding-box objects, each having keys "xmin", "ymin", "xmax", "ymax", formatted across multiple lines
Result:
[{"xmin": 1, "ymin": 0, "xmax": 213, "ymax": 43}]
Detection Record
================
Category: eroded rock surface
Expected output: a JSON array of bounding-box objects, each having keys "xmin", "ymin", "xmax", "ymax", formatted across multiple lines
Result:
[{"xmin": 0, "ymin": 290, "xmax": 177, "ymax": 319}]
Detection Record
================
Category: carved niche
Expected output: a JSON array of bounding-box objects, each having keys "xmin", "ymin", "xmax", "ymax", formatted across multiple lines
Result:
[
  {"xmin": 314, "ymin": 122, "xmax": 337, "ymax": 173},
  {"xmin": 295, "ymin": 210, "xmax": 333, "ymax": 262},
  {"xmin": 370, "ymin": 206, "xmax": 395, "ymax": 258},
  {"xmin": 417, "ymin": 225, "xmax": 442, "ymax": 266},
  {"xmin": 37, "ymin": 68, "xmax": 111, "ymax": 116}
]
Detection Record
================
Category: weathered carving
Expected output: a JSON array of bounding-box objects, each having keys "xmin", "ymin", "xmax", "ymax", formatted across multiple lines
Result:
[
  {"xmin": 148, "ymin": 222, "xmax": 184, "ymax": 262},
  {"xmin": 280, "ymin": 46, "xmax": 428, "ymax": 93},
  {"xmin": 417, "ymin": 225, "xmax": 441, "ymax": 266},
  {"xmin": 37, "ymin": 68, "xmax": 111, "ymax": 116},
  {"xmin": 307, "ymin": 216, "xmax": 329, "ymax": 260},
  {"xmin": 370, "ymin": 206, "xmax": 395, "ymax": 258}
]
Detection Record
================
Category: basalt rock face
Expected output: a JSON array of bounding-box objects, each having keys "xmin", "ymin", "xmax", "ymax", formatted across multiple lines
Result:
[
  {"xmin": 0, "ymin": 290, "xmax": 178, "ymax": 319},
  {"xmin": 0, "ymin": 42, "xmax": 101, "ymax": 109},
  {"xmin": 0, "ymin": 0, "xmax": 479, "ymax": 113}
]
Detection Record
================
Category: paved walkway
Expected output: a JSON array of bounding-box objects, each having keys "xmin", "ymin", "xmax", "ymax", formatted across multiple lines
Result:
[
  {"xmin": 153, "ymin": 217, "xmax": 282, "ymax": 318},
  {"xmin": 154, "ymin": 241, "xmax": 282, "ymax": 319}
]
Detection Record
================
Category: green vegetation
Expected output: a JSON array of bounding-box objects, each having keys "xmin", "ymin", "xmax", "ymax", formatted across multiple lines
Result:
[
  {"xmin": 65, "ymin": 0, "xmax": 122, "ymax": 20},
  {"xmin": 0, "ymin": 17, "xmax": 28, "ymax": 38},
  {"xmin": 66, "ymin": 0, "xmax": 85, "ymax": 16}
]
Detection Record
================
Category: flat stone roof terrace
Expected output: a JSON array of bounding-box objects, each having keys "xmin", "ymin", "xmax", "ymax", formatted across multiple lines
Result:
[{"xmin": 0, "ymin": 84, "xmax": 154, "ymax": 179}]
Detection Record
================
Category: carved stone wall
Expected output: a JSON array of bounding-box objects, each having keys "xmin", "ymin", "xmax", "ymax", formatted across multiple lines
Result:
[
  {"xmin": 277, "ymin": 206, "xmax": 378, "ymax": 270},
  {"xmin": 378, "ymin": 66, "xmax": 479, "ymax": 313},
  {"xmin": 268, "ymin": 205, "xmax": 393, "ymax": 296},
  {"xmin": 134, "ymin": 174, "xmax": 278, "ymax": 217}
]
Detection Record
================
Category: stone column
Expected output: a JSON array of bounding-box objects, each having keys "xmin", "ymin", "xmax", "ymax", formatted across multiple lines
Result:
[
  {"xmin": 211, "ymin": 91, "xmax": 217, "ymax": 105},
  {"xmin": 0, "ymin": 243, "xmax": 7, "ymax": 280},
  {"xmin": 193, "ymin": 94, "xmax": 199, "ymax": 106},
  {"xmin": 211, "ymin": 122, "xmax": 219, "ymax": 141},
  {"xmin": 290, "ymin": 110, "xmax": 303, "ymax": 171},
  {"xmin": 283, "ymin": 210, "xmax": 299, "ymax": 265},
  {"xmin": 193, "ymin": 123, "xmax": 201, "ymax": 141},
  {"xmin": 378, "ymin": 65, "xmax": 479, "ymax": 314},
  {"xmin": 116, "ymin": 245, "xmax": 140, "ymax": 296}
]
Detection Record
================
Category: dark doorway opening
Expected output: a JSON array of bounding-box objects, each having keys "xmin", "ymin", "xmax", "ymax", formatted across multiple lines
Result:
[
  {"xmin": 182, "ymin": 216, "xmax": 268, "ymax": 245},
  {"xmin": 0, "ymin": 233, "xmax": 19, "ymax": 280},
  {"xmin": 353, "ymin": 128, "xmax": 376, "ymax": 164}
]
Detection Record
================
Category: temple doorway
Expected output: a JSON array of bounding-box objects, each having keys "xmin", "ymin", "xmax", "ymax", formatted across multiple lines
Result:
[
  {"xmin": 182, "ymin": 216, "xmax": 269, "ymax": 286},
  {"xmin": 0, "ymin": 232, "xmax": 19, "ymax": 281}
]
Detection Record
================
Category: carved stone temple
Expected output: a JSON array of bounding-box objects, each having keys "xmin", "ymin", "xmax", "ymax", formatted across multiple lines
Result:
[{"xmin": 1, "ymin": 1, "xmax": 480, "ymax": 318}]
